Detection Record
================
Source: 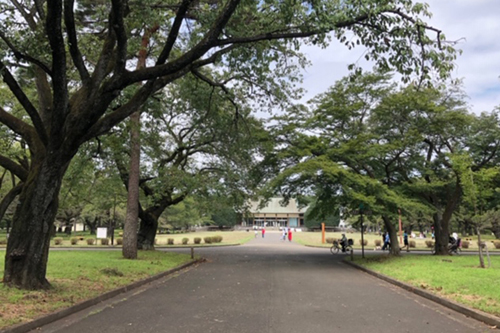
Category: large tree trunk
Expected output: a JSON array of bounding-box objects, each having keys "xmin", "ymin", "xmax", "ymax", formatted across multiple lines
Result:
[
  {"xmin": 137, "ymin": 210, "xmax": 159, "ymax": 250},
  {"xmin": 432, "ymin": 212, "xmax": 449, "ymax": 255},
  {"xmin": 382, "ymin": 215, "xmax": 400, "ymax": 255},
  {"xmin": 3, "ymin": 159, "xmax": 65, "ymax": 289},
  {"xmin": 122, "ymin": 111, "xmax": 141, "ymax": 259}
]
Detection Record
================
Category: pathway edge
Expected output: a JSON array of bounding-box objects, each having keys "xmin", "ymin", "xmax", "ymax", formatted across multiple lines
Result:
[
  {"xmin": 344, "ymin": 260, "xmax": 500, "ymax": 329},
  {"xmin": 1, "ymin": 259, "xmax": 203, "ymax": 333}
]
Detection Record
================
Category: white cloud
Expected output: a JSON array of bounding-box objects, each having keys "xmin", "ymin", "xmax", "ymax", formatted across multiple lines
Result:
[{"xmin": 297, "ymin": 0, "xmax": 500, "ymax": 113}]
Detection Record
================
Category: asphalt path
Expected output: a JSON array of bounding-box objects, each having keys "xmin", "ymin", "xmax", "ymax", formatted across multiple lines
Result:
[{"xmin": 28, "ymin": 232, "xmax": 493, "ymax": 333}]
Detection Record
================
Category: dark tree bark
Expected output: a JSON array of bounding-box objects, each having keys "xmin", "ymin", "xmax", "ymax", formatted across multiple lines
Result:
[
  {"xmin": 382, "ymin": 215, "xmax": 400, "ymax": 255},
  {"xmin": 137, "ymin": 210, "xmax": 159, "ymax": 250},
  {"xmin": 122, "ymin": 110, "xmax": 141, "ymax": 259},
  {"xmin": 3, "ymin": 157, "xmax": 67, "ymax": 289}
]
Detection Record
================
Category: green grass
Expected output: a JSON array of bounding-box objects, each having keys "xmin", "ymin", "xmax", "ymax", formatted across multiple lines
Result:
[
  {"xmin": 155, "ymin": 231, "xmax": 254, "ymax": 246},
  {"xmin": 353, "ymin": 255, "xmax": 500, "ymax": 316},
  {"xmin": 0, "ymin": 250, "xmax": 193, "ymax": 329},
  {"xmin": 0, "ymin": 231, "xmax": 255, "ymax": 248},
  {"xmin": 293, "ymin": 231, "xmax": 500, "ymax": 252}
]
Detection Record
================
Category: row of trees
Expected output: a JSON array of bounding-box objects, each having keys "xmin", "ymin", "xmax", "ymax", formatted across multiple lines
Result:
[
  {"xmin": 265, "ymin": 71, "xmax": 500, "ymax": 257},
  {"xmin": 0, "ymin": 0, "xmax": 455, "ymax": 289}
]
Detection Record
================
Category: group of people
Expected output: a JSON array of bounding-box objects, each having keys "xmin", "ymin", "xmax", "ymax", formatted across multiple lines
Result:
[{"xmin": 281, "ymin": 227, "xmax": 293, "ymax": 241}]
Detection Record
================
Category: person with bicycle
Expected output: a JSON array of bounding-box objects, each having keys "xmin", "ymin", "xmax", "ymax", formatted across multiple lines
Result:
[{"xmin": 340, "ymin": 233, "xmax": 348, "ymax": 253}]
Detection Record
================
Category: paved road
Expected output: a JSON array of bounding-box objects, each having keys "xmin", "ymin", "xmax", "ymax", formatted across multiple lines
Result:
[{"xmin": 30, "ymin": 232, "xmax": 493, "ymax": 333}]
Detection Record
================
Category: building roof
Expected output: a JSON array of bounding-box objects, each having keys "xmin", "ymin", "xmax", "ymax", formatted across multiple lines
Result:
[{"xmin": 248, "ymin": 198, "xmax": 307, "ymax": 214}]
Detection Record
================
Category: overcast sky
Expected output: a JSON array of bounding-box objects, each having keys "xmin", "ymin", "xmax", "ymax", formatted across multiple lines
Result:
[{"xmin": 298, "ymin": 0, "xmax": 500, "ymax": 114}]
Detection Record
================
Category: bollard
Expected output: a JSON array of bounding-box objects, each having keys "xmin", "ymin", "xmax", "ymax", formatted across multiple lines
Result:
[
  {"xmin": 350, "ymin": 248, "xmax": 354, "ymax": 261},
  {"xmin": 191, "ymin": 247, "xmax": 194, "ymax": 259}
]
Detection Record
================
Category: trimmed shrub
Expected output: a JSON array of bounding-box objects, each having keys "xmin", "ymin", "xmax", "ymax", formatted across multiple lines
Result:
[
  {"xmin": 425, "ymin": 240, "xmax": 434, "ymax": 248},
  {"xmin": 70, "ymin": 237, "xmax": 79, "ymax": 245},
  {"xmin": 54, "ymin": 237, "xmax": 64, "ymax": 245},
  {"xmin": 461, "ymin": 240, "xmax": 469, "ymax": 249},
  {"xmin": 212, "ymin": 235, "xmax": 223, "ymax": 243},
  {"xmin": 86, "ymin": 238, "xmax": 95, "ymax": 245},
  {"xmin": 116, "ymin": 237, "xmax": 123, "ymax": 245},
  {"xmin": 374, "ymin": 239, "xmax": 382, "ymax": 247},
  {"xmin": 359, "ymin": 239, "xmax": 368, "ymax": 246},
  {"xmin": 194, "ymin": 237, "xmax": 201, "ymax": 244},
  {"xmin": 325, "ymin": 238, "xmax": 335, "ymax": 244},
  {"xmin": 493, "ymin": 241, "xmax": 500, "ymax": 249},
  {"xmin": 409, "ymin": 240, "xmax": 416, "ymax": 248},
  {"xmin": 204, "ymin": 237, "xmax": 212, "ymax": 244},
  {"xmin": 182, "ymin": 238, "xmax": 189, "ymax": 245},
  {"xmin": 167, "ymin": 238, "xmax": 174, "ymax": 245},
  {"xmin": 100, "ymin": 238, "xmax": 110, "ymax": 245},
  {"xmin": 0, "ymin": 238, "xmax": 8, "ymax": 245}
]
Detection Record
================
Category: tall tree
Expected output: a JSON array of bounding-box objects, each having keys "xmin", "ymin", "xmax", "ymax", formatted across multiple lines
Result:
[{"xmin": 0, "ymin": 0, "xmax": 455, "ymax": 289}]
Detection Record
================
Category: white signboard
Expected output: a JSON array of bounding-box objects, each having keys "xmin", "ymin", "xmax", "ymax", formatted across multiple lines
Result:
[{"xmin": 96, "ymin": 227, "xmax": 108, "ymax": 239}]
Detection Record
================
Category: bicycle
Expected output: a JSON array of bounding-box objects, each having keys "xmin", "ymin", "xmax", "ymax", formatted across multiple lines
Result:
[{"xmin": 330, "ymin": 239, "xmax": 353, "ymax": 254}]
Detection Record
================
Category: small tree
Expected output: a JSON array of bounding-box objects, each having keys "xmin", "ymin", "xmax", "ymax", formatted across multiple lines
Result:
[{"xmin": 452, "ymin": 154, "xmax": 499, "ymax": 268}]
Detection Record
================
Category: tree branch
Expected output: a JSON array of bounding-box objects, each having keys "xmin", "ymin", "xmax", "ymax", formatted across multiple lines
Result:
[
  {"xmin": 0, "ymin": 31, "xmax": 52, "ymax": 75},
  {"xmin": 0, "ymin": 61, "xmax": 48, "ymax": 145},
  {"xmin": 0, "ymin": 155, "xmax": 28, "ymax": 181},
  {"xmin": 63, "ymin": 0, "xmax": 90, "ymax": 84},
  {"xmin": 157, "ymin": 0, "xmax": 195, "ymax": 65}
]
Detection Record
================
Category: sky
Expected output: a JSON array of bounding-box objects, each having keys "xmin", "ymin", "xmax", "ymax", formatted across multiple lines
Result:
[{"xmin": 298, "ymin": 0, "xmax": 500, "ymax": 114}]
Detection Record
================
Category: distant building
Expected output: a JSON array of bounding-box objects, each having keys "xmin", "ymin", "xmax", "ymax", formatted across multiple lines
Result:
[{"xmin": 241, "ymin": 198, "xmax": 307, "ymax": 228}]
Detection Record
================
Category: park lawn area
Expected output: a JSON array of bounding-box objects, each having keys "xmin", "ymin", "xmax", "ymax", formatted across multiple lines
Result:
[
  {"xmin": 0, "ymin": 250, "xmax": 192, "ymax": 329},
  {"xmin": 293, "ymin": 231, "xmax": 500, "ymax": 252},
  {"xmin": 155, "ymin": 231, "xmax": 254, "ymax": 246},
  {"xmin": 353, "ymin": 254, "xmax": 500, "ymax": 316},
  {"xmin": 0, "ymin": 231, "xmax": 255, "ymax": 248}
]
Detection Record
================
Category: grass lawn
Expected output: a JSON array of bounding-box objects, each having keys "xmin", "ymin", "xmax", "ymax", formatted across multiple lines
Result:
[
  {"xmin": 155, "ymin": 231, "xmax": 254, "ymax": 246},
  {"xmin": 293, "ymin": 231, "xmax": 500, "ymax": 252},
  {"xmin": 353, "ymin": 254, "xmax": 500, "ymax": 316},
  {"xmin": 0, "ymin": 250, "xmax": 193, "ymax": 329},
  {"xmin": 0, "ymin": 231, "xmax": 255, "ymax": 248}
]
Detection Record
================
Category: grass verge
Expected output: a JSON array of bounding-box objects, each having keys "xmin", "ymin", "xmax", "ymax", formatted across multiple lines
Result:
[
  {"xmin": 353, "ymin": 255, "xmax": 500, "ymax": 316},
  {"xmin": 293, "ymin": 231, "xmax": 500, "ymax": 252},
  {"xmin": 0, "ymin": 250, "xmax": 192, "ymax": 329}
]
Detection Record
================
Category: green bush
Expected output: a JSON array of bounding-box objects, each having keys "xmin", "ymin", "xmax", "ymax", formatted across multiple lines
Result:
[
  {"xmin": 86, "ymin": 238, "xmax": 95, "ymax": 245},
  {"xmin": 182, "ymin": 238, "xmax": 189, "ymax": 245},
  {"xmin": 70, "ymin": 237, "xmax": 79, "ymax": 245},
  {"xmin": 0, "ymin": 238, "xmax": 7, "ymax": 245},
  {"xmin": 374, "ymin": 239, "xmax": 382, "ymax": 247},
  {"xmin": 212, "ymin": 235, "xmax": 223, "ymax": 243},
  {"xmin": 461, "ymin": 240, "xmax": 469, "ymax": 249},
  {"xmin": 425, "ymin": 240, "xmax": 434, "ymax": 248},
  {"xmin": 100, "ymin": 238, "xmax": 110, "ymax": 245},
  {"xmin": 359, "ymin": 239, "xmax": 368, "ymax": 246},
  {"xmin": 325, "ymin": 238, "xmax": 334, "ymax": 244},
  {"xmin": 116, "ymin": 237, "xmax": 123, "ymax": 245},
  {"xmin": 409, "ymin": 240, "xmax": 416, "ymax": 248},
  {"xmin": 194, "ymin": 237, "xmax": 201, "ymax": 244},
  {"xmin": 204, "ymin": 237, "xmax": 212, "ymax": 244},
  {"xmin": 493, "ymin": 241, "xmax": 500, "ymax": 249},
  {"xmin": 54, "ymin": 237, "xmax": 64, "ymax": 245},
  {"xmin": 167, "ymin": 238, "xmax": 174, "ymax": 245}
]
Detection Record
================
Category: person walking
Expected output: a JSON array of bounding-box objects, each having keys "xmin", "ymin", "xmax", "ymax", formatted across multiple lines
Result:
[
  {"xmin": 262, "ymin": 227, "xmax": 266, "ymax": 238},
  {"xmin": 288, "ymin": 228, "xmax": 292, "ymax": 242},
  {"xmin": 403, "ymin": 230, "xmax": 409, "ymax": 252},
  {"xmin": 281, "ymin": 228, "xmax": 286, "ymax": 241}
]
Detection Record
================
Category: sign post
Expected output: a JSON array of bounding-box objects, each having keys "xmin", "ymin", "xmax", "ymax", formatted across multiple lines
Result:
[
  {"xmin": 398, "ymin": 209, "xmax": 402, "ymax": 245},
  {"xmin": 360, "ymin": 203, "xmax": 365, "ymax": 259},
  {"xmin": 321, "ymin": 223, "xmax": 325, "ymax": 244}
]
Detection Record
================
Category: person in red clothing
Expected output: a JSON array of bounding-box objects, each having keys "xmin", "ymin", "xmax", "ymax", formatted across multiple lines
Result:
[
  {"xmin": 288, "ymin": 228, "xmax": 292, "ymax": 242},
  {"xmin": 262, "ymin": 227, "xmax": 266, "ymax": 238}
]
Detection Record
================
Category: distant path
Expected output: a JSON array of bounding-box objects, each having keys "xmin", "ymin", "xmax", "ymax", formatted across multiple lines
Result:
[{"xmin": 29, "ymin": 232, "xmax": 492, "ymax": 332}]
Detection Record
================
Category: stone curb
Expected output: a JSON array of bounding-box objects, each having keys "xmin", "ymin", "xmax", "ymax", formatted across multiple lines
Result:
[
  {"xmin": 1, "ymin": 259, "xmax": 203, "ymax": 333},
  {"xmin": 344, "ymin": 260, "xmax": 500, "ymax": 329}
]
